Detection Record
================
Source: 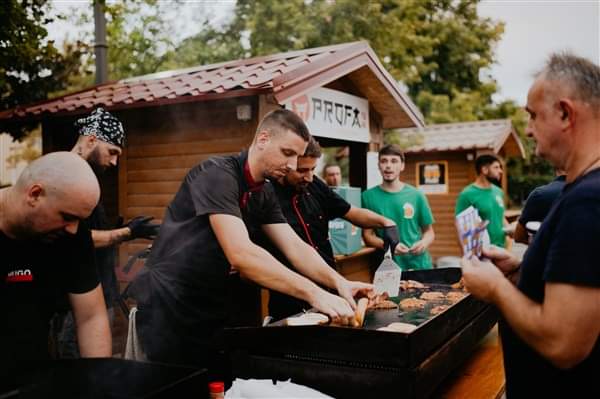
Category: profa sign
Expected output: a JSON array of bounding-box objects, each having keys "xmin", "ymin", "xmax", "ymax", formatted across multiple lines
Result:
[{"xmin": 283, "ymin": 87, "xmax": 370, "ymax": 143}]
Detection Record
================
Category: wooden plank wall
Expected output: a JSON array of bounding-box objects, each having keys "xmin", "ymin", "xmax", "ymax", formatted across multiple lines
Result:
[
  {"xmin": 117, "ymin": 98, "xmax": 258, "ymax": 282},
  {"xmin": 403, "ymin": 151, "xmax": 477, "ymax": 261}
]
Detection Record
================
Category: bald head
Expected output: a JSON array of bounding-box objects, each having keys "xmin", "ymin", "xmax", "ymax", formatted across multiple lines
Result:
[
  {"xmin": 16, "ymin": 152, "xmax": 100, "ymax": 203},
  {"xmin": 5, "ymin": 152, "xmax": 100, "ymax": 239}
]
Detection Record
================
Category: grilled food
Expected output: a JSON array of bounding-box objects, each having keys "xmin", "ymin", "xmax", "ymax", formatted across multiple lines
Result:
[
  {"xmin": 420, "ymin": 291, "xmax": 445, "ymax": 301},
  {"xmin": 371, "ymin": 300, "xmax": 398, "ymax": 309},
  {"xmin": 430, "ymin": 305, "xmax": 449, "ymax": 315},
  {"xmin": 446, "ymin": 291, "xmax": 467, "ymax": 303},
  {"xmin": 400, "ymin": 279, "xmax": 427, "ymax": 290},
  {"xmin": 399, "ymin": 298, "xmax": 427, "ymax": 310}
]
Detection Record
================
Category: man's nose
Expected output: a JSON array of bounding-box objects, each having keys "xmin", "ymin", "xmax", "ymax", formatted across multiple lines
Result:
[
  {"xmin": 64, "ymin": 220, "xmax": 79, "ymax": 235},
  {"xmin": 287, "ymin": 157, "xmax": 297, "ymax": 171},
  {"xmin": 110, "ymin": 156, "xmax": 118, "ymax": 167},
  {"xmin": 304, "ymin": 172, "xmax": 313, "ymax": 183}
]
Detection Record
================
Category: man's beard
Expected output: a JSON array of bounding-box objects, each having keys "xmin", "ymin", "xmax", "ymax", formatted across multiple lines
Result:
[
  {"xmin": 485, "ymin": 175, "xmax": 501, "ymax": 186},
  {"xmin": 87, "ymin": 147, "xmax": 106, "ymax": 176}
]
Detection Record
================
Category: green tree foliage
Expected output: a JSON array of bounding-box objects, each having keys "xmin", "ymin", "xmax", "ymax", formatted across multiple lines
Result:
[
  {"xmin": 61, "ymin": 0, "xmax": 185, "ymax": 92},
  {"xmin": 0, "ymin": 0, "xmax": 83, "ymax": 137}
]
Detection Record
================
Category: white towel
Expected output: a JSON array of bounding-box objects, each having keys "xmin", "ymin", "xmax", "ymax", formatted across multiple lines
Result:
[{"xmin": 124, "ymin": 306, "xmax": 147, "ymax": 361}]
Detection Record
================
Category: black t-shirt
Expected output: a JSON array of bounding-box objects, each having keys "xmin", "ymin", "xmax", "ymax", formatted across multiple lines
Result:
[
  {"xmin": 83, "ymin": 202, "xmax": 118, "ymax": 306},
  {"xmin": 0, "ymin": 226, "xmax": 97, "ymax": 388},
  {"xmin": 132, "ymin": 151, "xmax": 286, "ymax": 350},
  {"xmin": 272, "ymin": 177, "xmax": 351, "ymax": 267},
  {"xmin": 501, "ymin": 169, "xmax": 600, "ymax": 398},
  {"xmin": 267, "ymin": 178, "xmax": 350, "ymax": 319},
  {"xmin": 518, "ymin": 175, "xmax": 566, "ymax": 226}
]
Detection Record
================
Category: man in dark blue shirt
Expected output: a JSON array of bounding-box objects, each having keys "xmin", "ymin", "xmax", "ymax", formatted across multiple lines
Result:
[
  {"xmin": 460, "ymin": 53, "xmax": 600, "ymax": 397},
  {"xmin": 514, "ymin": 172, "xmax": 566, "ymax": 244}
]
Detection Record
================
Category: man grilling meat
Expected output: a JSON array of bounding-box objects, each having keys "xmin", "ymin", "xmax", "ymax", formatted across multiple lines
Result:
[{"xmin": 265, "ymin": 137, "xmax": 399, "ymax": 320}]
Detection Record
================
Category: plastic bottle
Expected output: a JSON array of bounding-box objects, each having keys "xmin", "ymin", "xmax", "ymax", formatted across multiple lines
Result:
[{"xmin": 208, "ymin": 381, "xmax": 225, "ymax": 399}]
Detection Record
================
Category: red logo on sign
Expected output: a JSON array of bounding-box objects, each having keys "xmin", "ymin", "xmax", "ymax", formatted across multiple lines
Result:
[{"xmin": 291, "ymin": 95, "xmax": 310, "ymax": 121}]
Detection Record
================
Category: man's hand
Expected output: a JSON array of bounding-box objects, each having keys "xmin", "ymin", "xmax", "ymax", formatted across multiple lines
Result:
[
  {"xmin": 335, "ymin": 279, "xmax": 374, "ymax": 309},
  {"xmin": 394, "ymin": 243, "xmax": 410, "ymax": 255},
  {"xmin": 382, "ymin": 226, "xmax": 399, "ymax": 254},
  {"xmin": 409, "ymin": 240, "xmax": 427, "ymax": 254},
  {"xmin": 460, "ymin": 256, "xmax": 506, "ymax": 302},
  {"xmin": 482, "ymin": 245, "xmax": 521, "ymax": 275},
  {"xmin": 126, "ymin": 216, "xmax": 160, "ymax": 240},
  {"xmin": 308, "ymin": 289, "xmax": 356, "ymax": 325}
]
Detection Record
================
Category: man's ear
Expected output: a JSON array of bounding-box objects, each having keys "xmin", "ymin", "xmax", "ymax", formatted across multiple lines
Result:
[
  {"xmin": 399, "ymin": 162, "xmax": 405, "ymax": 172},
  {"xmin": 26, "ymin": 184, "xmax": 44, "ymax": 206},
  {"xmin": 255, "ymin": 130, "xmax": 271, "ymax": 149},
  {"xmin": 86, "ymin": 134, "xmax": 97, "ymax": 149},
  {"xmin": 558, "ymin": 99, "xmax": 575, "ymax": 127}
]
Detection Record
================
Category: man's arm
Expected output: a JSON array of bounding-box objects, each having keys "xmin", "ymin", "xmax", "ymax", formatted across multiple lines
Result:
[
  {"xmin": 362, "ymin": 227, "xmax": 384, "ymax": 250},
  {"xmin": 263, "ymin": 223, "xmax": 372, "ymax": 306},
  {"xmin": 409, "ymin": 224, "xmax": 435, "ymax": 254},
  {"xmin": 514, "ymin": 222, "xmax": 529, "ymax": 244},
  {"xmin": 343, "ymin": 206, "xmax": 394, "ymax": 229},
  {"xmin": 462, "ymin": 257, "xmax": 600, "ymax": 369},
  {"xmin": 91, "ymin": 228, "xmax": 130, "ymax": 248},
  {"xmin": 209, "ymin": 214, "xmax": 357, "ymax": 324},
  {"xmin": 69, "ymin": 285, "xmax": 112, "ymax": 357}
]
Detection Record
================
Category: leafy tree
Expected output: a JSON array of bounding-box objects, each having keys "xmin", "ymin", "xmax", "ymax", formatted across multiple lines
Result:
[
  {"xmin": 0, "ymin": 0, "xmax": 82, "ymax": 137},
  {"xmin": 59, "ymin": 0, "xmax": 186, "ymax": 92}
]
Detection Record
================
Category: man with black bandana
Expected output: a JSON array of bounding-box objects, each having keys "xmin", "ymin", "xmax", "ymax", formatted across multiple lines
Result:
[
  {"xmin": 267, "ymin": 138, "xmax": 398, "ymax": 320},
  {"xmin": 129, "ymin": 109, "xmax": 375, "ymax": 381},
  {"xmin": 53, "ymin": 108, "xmax": 159, "ymax": 358},
  {"xmin": 455, "ymin": 154, "xmax": 508, "ymax": 248}
]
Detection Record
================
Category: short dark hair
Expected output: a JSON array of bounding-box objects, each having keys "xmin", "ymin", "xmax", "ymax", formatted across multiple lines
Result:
[
  {"xmin": 378, "ymin": 144, "xmax": 405, "ymax": 162},
  {"xmin": 475, "ymin": 154, "xmax": 501, "ymax": 174},
  {"xmin": 323, "ymin": 164, "xmax": 340, "ymax": 173},
  {"xmin": 256, "ymin": 109, "xmax": 310, "ymax": 141},
  {"xmin": 302, "ymin": 137, "xmax": 322, "ymax": 158}
]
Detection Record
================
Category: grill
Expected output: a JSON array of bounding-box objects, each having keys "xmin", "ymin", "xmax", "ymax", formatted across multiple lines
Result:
[
  {"xmin": 224, "ymin": 268, "xmax": 498, "ymax": 398},
  {"xmin": 1, "ymin": 358, "xmax": 207, "ymax": 399}
]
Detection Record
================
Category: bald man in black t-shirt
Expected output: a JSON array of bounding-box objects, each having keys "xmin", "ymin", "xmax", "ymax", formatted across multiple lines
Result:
[{"xmin": 0, "ymin": 152, "xmax": 111, "ymax": 391}]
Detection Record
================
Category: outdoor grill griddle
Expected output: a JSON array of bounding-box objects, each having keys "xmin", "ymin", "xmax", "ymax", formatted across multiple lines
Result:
[
  {"xmin": 1, "ymin": 358, "xmax": 207, "ymax": 399},
  {"xmin": 224, "ymin": 268, "xmax": 498, "ymax": 398}
]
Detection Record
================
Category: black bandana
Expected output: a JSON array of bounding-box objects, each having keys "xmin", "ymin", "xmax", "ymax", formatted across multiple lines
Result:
[{"xmin": 75, "ymin": 108, "xmax": 125, "ymax": 147}]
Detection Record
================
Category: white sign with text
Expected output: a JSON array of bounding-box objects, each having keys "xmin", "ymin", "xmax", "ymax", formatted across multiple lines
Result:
[{"xmin": 283, "ymin": 87, "xmax": 370, "ymax": 143}]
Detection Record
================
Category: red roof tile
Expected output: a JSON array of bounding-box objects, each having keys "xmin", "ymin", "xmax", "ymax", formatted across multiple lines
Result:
[
  {"xmin": 0, "ymin": 41, "xmax": 423, "ymax": 129},
  {"xmin": 397, "ymin": 119, "xmax": 525, "ymax": 157}
]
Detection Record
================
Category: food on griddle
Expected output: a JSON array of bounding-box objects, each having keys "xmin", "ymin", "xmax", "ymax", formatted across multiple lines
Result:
[
  {"xmin": 353, "ymin": 297, "xmax": 369, "ymax": 327},
  {"xmin": 285, "ymin": 312, "xmax": 329, "ymax": 326},
  {"xmin": 377, "ymin": 322, "xmax": 417, "ymax": 333},
  {"xmin": 399, "ymin": 279, "xmax": 427, "ymax": 290},
  {"xmin": 451, "ymin": 278, "xmax": 466, "ymax": 291},
  {"xmin": 399, "ymin": 297, "xmax": 426, "ymax": 310},
  {"xmin": 371, "ymin": 300, "xmax": 398, "ymax": 309},
  {"xmin": 419, "ymin": 291, "xmax": 445, "ymax": 301},
  {"xmin": 446, "ymin": 291, "xmax": 467, "ymax": 303},
  {"xmin": 361, "ymin": 291, "xmax": 398, "ymax": 310},
  {"xmin": 430, "ymin": 305, "xmax": 449, "ymax": 315}
]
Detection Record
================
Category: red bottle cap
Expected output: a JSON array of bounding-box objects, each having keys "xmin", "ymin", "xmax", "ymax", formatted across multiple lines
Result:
[{"xmin": 209, "ymin": 381, "xmax": 225, "ymax": 393}]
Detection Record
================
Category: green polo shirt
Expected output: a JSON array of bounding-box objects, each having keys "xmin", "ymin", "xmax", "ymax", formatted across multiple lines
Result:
[
  {"xmin": 455, "ymin": 183, "xmax": 506, "ymax": 247},
  {"xmin": 362, "ymin": 184, "xmax": 435, "ymax": 270}
]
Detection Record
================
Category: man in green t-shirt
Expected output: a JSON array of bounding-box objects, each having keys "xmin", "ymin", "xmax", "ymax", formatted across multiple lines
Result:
[
  {"xmin": 362, "ymin": 144, "xmax": 435, "ymax": 270},
  {"xmin": 455, "ymin": 154, "xmax": 508, "ymax": 248}
]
